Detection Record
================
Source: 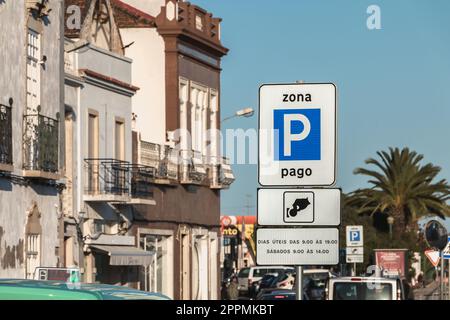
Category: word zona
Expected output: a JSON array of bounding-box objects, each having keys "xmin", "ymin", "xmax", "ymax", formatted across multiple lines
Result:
[{"xmin": 282, "ymin": 93, "xmax": 312, "ymax": 102}]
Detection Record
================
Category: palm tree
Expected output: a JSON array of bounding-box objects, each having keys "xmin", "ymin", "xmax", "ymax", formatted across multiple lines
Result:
[{"xmin": 347, "ymin": 147, "xmax": 450, "ymax": 234}]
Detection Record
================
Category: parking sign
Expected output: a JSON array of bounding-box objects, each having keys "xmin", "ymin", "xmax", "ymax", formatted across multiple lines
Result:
[
  {"xmin": 259, "ymin": 83, "xmax": 336, "ymax": 186},
  {"xmin": 346, "ymin": 225, "xmax": 363, "ymax": 247}
]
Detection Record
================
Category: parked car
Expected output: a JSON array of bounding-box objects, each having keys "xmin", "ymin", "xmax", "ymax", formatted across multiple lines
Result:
[
  {"xmin": 257, "ymin": 289, "xmax": 297, "ymax": 300},
  {"xmin": 303, "ymin": 269, "xmax": 336, "ymax": 300},
  {"xmin": 256, "ymin": 288, "xmax": 313, "ymax": 300},
  {"xmin": 254, "ymin": 270, "xmax": 296, "ymax": 299},
  {"xmin": 0, "ymin": 279, "xmax": 171, "ymax": 300},
  {"xmin": 326, "ymin": 276, "xmax": 406, "ymax": 300},
  {"xmin": 237, "ymin": 266, "xmax": 295, "ymax": 296},
  {"xmin": 248, "ymin": 273, "xmax": 278, "ymax": 299}
]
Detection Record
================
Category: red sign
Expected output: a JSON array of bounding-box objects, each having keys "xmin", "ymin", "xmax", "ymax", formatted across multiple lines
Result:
[{"xmin": 375, "ymin": 249, "xmax": 407, "ymax": 277}]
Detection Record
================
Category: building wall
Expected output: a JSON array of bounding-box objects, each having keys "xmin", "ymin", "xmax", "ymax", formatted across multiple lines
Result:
[
  {"xmin": 121, "ymin": 0, "xmax": 165, "ymax": 17},
  {"xmin": 0, "ymin": 0, "xmax": 64, "ymax": 168},
  {"xmin": 0, "ymin": 0, "xmax": 64, "ymax": 277},
  {"xmin": 179, "ymin": 55, "xmax": 220, "ymax": 90},
  {"xmin": 0, "ymin": 182, "xmax": 61, "ymax": 278},
  {"xmin": 133, "ymin": 186, "xmax": 220, "ymax": 227},
  {"xmin": 121, "ymin": 28, "xmax": 166, "ymax": 144},
  {"xmin": 78, "ymin": 82, "xmax": 133, "ymax": 163},
  {"xmin": 78, "ymin": 45, "xmax": 133, "ymax": 84}
]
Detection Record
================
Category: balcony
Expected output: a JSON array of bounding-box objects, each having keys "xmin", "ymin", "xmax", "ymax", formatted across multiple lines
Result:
[
  {"xmin": 0, "ymin": 104, "xmax": 13, "ymax": 172},
  {"xmin": 140, "ymin": 141, "xmax": 178, "ymax": 184},
  {"xmin": 180, "ymin": 150, "xmax": 208, "ymax": 185},
  {"xmin": 127, "ymin": 164, "xmax": 156, "ymax": 205},
  {"xmin": 84, "ymin": 159, "xmax": 130, "ymax": 203},
  {"xmin": 210, "ymin": 157, "xmax": 235, "ymax": 190},
  {"xmin": 23, "ymin": 112, "xmax": 60, "ymax": 180}
]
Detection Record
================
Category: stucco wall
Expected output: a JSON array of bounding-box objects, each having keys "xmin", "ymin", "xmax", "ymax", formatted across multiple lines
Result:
[
  {"xmin": 0, "ymin": 180, "xmax": 61, "ymax": 278},
  {"xmin": 120, "ymin": 28, "xmax": 166, "ymax": 144},
  {"xmin": 77, "ymin": 44, "xmax": 133, "ymax": 84},
  {"xmin": 121, "ymin": 0, "xmax": 165, "ymax": 17},
  {"xmin": 0, "ymin": 0, "xmax": 63, "ymax": 277}
]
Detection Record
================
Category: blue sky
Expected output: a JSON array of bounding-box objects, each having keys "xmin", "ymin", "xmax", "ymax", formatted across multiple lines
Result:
[{"xmin": 194, "ymin": 0, "xmax": 450, "ymax": 219}]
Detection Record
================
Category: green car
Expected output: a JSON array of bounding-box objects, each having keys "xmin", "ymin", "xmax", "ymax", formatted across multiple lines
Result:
[{"xmin": 0, "ymin": 279, "xmax": 171, "ymax": 300}]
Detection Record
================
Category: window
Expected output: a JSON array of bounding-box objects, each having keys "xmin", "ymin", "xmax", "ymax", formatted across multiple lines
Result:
[
  {"xmin": 93, "ymin": 220, "xmax": 117, "ymax": 235},
  {"xmin": 333, "ymin": 282, "xmax": 393, "ymax": 300},
  {"xmin": 139, "ymin": 233, "xmax": 174, "ymax": 298},
  {"xmin": 209, "ymin": 90, "xmax": 218, "ymax": 159},
  {"xmin": 88, "ymin": 113, "xmax": 99, "ymax": 158},
  {"xmin": 115, "ymin": 120, "xmax": 125, "ymax": 161},
  {"xmin": 88, "ymin": 112, "xmax": 99, "ymax": 193},
  {"xmin": 26, "ymin": 234, "xmax": 41, "ymax": 279},
  {"xmin": 189, "ymin": 83, "xmax": 208, "ymax": 154},
  {"xmin": 26, "ymin": 29, "xmax": 41, "ymax": 112},
  {"xmin": 195, "ymin": 15, "xmax": 204, "ymax": 31},
  {"xmin": 238, "ymin": 268, "xmax": 250, "ymax": 278},
  {"xmin": 179, "ymin": 79, "xmax": 189, "ymax": 150}
]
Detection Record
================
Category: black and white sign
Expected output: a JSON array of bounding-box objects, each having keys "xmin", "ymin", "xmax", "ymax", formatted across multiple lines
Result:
[
  {"xmin": 258, "ymin": 83, "xmax": 337, "ymax": 186},
  {"xmin": 346, "ymin": 255, "xmax": 364, "ymax": 263},
  {"xmin": 346, "ymin": 247, "xmax": 364, "ymax": 255},
  {"xmin": 256, "ymin": 228, "xmax": 339, "ymax": 265},
  {"xmin": 257, "ymin": 188, "xmax": 341, "ymax": 226}
]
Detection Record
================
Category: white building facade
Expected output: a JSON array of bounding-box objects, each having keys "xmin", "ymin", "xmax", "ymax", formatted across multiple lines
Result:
[{"xmin": 0, "ymin": 0, "xmax": 65, "ymax": 278}]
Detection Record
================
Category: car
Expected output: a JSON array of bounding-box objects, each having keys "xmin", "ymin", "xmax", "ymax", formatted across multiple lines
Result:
[
  {"xmin": 254, "ymin": 271, "xmax": 296, "ymax": 299},
  {"xmin": 326, "ymin": 276, "xmax": 406, "ymax": 300},
  {"xmin": 248, "ymin": 273, "xmax": 278, "ymax": 299},
  {"xmin": 302, "ymin": 269, "xmax": 336, "ymax": 300},
  {"xmin": 237, "ymin": 266, "xmax": 294, "ymax": 296},
  {"xmin": 256, "ymin": 289, "xmax": 312, "ymax": 301},
  {"xmin": 257, "ymin": 289, "xmax": 297, "ymax": 300},
  {"xmin": 0, "ymin": 279, "xmax": 171, "ymax": 300}
]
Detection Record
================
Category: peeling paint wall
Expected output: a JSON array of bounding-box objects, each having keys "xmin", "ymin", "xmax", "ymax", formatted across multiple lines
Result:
[
  {"xmin": 0, "ymin": 0, "xmax": 64, "ymax": 278},
  {"xmin": 0, "ymin": 182, "xmax": 61, "ymax": 278}
]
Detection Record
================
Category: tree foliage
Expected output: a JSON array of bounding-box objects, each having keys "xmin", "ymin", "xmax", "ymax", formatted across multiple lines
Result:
[{"xmin": 347, "ymin": 147, "xmax": 450, "ymax": 233}]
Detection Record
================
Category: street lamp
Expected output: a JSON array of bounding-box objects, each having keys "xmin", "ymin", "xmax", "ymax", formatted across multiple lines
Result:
[
  {"xmin": 387, "ymin": 216, "xmax": 395, "ymax": 240},
  {"xmin": 221, "ymin": 107, "xmax": 254, "ymax": 123}
]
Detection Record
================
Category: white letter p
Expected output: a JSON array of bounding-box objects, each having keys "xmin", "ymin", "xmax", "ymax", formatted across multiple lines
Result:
[{"xmin": 283, "ymin": 114, "xmax": 310, "ymax": 157}]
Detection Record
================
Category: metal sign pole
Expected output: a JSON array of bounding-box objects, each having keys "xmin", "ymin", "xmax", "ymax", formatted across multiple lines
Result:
[
  {"xmin": 441, "ymin": 251, "xmax": 444, "ymax": 300},
  {"xmin": 296, "ymin": 266, "xmax": 303, "ymax": 300},
  {"xmin": 448, "ymin": 258, "xmax": 450, "ymax": 300}
]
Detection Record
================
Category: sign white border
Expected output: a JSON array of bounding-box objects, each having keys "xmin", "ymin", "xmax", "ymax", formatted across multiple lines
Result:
[
  {"xmin": 346, "ymin": 225, "xmax": 364, "ymax": 247},
  {"xmin": 257, "ymin": 188, "xmax": 341, "ymax": 226},
  {"xmin": 258, "ymin": 82, "xmax": 337, "ymax": 187}
]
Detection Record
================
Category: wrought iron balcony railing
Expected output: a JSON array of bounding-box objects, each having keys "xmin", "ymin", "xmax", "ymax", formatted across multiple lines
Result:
[
  {"xmin": 219, "ymin": 157, "xmax": 235, "ymax": 187},
  {"xmin": 84, "ymin": 159, "xmax": 130, "ymax": 198},
  {"xmin": 180, "ymin": 150, "xmax": 207, "ymax": 185},
  {"xmin": 23, "ymin": 112, "xmax": 59, "ymax": 175},
  {"xmin": 127, "ymin": 164, "xmax": 156, "ymax": 199},
  {"xmin": 0, "ymin": 104, "xmax": 13, "ymax": 168},
  {"xmin": 210, "ymin": 157, "xmax": 235, "ymax": 189},
  {"xmin": 140, "ymin": 141, "xmax": 178, "ymax": 183}
]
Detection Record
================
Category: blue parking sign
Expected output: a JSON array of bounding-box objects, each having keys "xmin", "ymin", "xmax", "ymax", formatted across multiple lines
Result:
[
  {"xmin": 274, "ymin": 109, "xmax": 321, "ymax": 161},
  {"xmin": 346, "ymin": 225, "xmax": 364, "ymax": 247},
  {"xmin": 350, "ymin": 231, "xmax": 360, "ymax": 242}
]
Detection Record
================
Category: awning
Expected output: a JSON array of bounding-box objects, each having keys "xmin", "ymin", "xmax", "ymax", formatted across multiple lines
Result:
[{"xmin": 91, "ymin": 245, "xmax": 155, "ymax": 266}]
